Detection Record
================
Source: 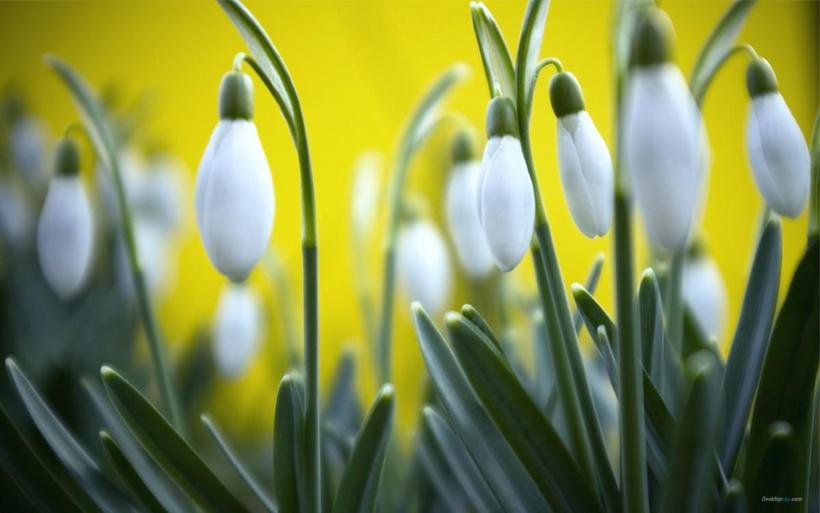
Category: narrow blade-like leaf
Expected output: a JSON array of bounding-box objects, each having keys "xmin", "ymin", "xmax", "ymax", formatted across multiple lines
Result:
[
  {"xmin": 274, "ymin": 374, "xmax": 306, "ymax": 513},
  {"xmin": 99, "ymin": 431, "xmax": 166, "ymax": 513},
  {"xmin": 719, "ymin": 219, "xmax": 782, "ymax": 473},
  {"xmin": 331, "ymin": 384, "xmax": 395, "ymax": 513},
  {"xmin": 470, "ymin": 1, "xmax": 516, "ymax": 99},
  {"xmin": 412, "ymin": 304, "xmax": 550, "ymax": 513},
  {"xmin": 574, "ymin": 254, "xmax": 605, "ymax": 333},
  {"xmin": 100, "ymin": 366, "xmax": 251, "ymax": 513},
  {"xmin": 515, "ymin": 0, "xmax": 550, "ymax": 118}
]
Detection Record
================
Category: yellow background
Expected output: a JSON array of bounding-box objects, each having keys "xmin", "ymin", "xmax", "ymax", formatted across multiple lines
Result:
[{"xmin": 1, "ymin": 0, "xmax": 817, "ymax": 440}]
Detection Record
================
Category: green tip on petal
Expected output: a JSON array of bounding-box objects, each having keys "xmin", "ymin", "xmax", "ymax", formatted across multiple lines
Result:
[
  {"xmin": 631, "ymin": 8, "xmax": 674, "ymax": 68},
  {"xmin": 746, "ymin": 57, "xmax": 778, "ymax": 97},
  {"xmin": 549, "ymin": 71, "xmax": 585, "ymax": 118},
  {"xmin": 54, "ymin": 137, "xmax": 80, "ymax": 176},
  {"xmin": 486, "ymin": 96, "xmax": 519, "ymax": 139},
  {"xmin": 218, "ymin": 70, "xmax": 254, "ymax": 120},
  {"xmin": 451, "ymin": 129, "xmax": 478, "ymax": 163}
]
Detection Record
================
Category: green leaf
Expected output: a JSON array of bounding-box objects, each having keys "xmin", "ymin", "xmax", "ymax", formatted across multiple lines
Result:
[
  {"xmin": 515, "ymin": 0, "xmax": 551, "ymax": 119},
  {"xmin": 809, "ymin": 111, "xmax": 820, "ymax": 243},
  {"xmin": 217, "ymin": 0, "xmax": 298, "ymax": 139},
  {"xmin": 659, "ymin": 351, "xmax": 722, "ymax": 513},
  {"xmin": 420, "ymin": 407, "xmax": 501, "ymax": 513},
  {"xmin": 323, "ymin": 349, "xmax": 362, "ymax": 437},
  {"xmin": 470, "ymin": 1, "xmax": 516, "ymax": 99},
  {"xmin": 572, "ymin": 284, "xmax": 617, "ymax": 355},
  {"xmin": 274, "ymin": 374, "xmax": 306, "ymax": 513},
  {"xmin": 575, "ymin": 254, "xmax": 605, "ymax": 333},
  {"xmin": 331, "ymin": 384, "xmax": 395, "ymax": 513},
  {"xmin": 416, "ymin": 410, "xmax": 471, "ymax": 512},
  {"xmin": 6, "ymin": 358, "xmax": 133, "ymax": 512},
  {"xmin": 83, "ymin": 380, "xmax": 191, "ymax": 513},
  {"xmin": 745, "ymin": 422, "xmax": 800, "ymax": 513},
  {"xmin": 445, "ymin": 312, "xmax": 603, "ymax": 513},
  {"xmin": 411, "ymin": 304, "xmax": 550, "ymax": 513},
  {"xmin": 100, "ymin": 366, "xmax": 251, "ymax": 513},
  {"xmin": 690, "ymin": 0, "xmax": 756, "ymax": 105},
  {"xmin": 719, "ymin": 480, "xmax": 748, "ymax": 513},
  {"xmin": 719, "ymin": 219, "xmax": 782, "ymax": 474},
  {"xmin": 201, "ymin": 415, "xmax": 277, "ymax": 513},
  {"xmin": 0, "ymin": 402, "xmax": 89, "ymax": 512},
  {"xmin": 742, "ymin": 238, "xmax": 819, "ymax": 503},
  {"xmin": 99, "ymin": 432, "xmax": 166, "ymax": 513},
  {"xmin": 595, "ymin": 326, "xmax": 620, "ymax": 394},
  {"xmin": 460, "ymin": 304, "xmax": 503, "ymax": 353},
  {"xmin": 638, "ymin": 270, "xmax": 664, "ymax": 383}
]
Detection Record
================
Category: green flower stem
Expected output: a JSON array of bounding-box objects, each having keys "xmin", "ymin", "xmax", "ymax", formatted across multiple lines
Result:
[
  {"xmin": 233, "ymin": 45, "xmax": 320, "ymax": 513},
  {"xmin": 808, "ymin": 112, "xmax": 819, "ymax": 243},
  {"xmin": 613, "ymin": 190, "xmax": 649, "ymax": 513},
  {"xmin": 664, "ymin": 250, "xmax": 685, "ymax": 356},
  {"xmin": 692, "ymin": 44, "xmax": 757, "ymax": 106}
]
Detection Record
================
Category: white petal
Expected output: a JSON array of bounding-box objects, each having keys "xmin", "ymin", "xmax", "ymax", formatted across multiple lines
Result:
[
  {"xmin": 624, "ymin": 64, "xmax": 701, "ymax": 252},
  {"xmin": 195, "ymin": 120, "xmax": 275, "ymax": 281},
  {"xmin": 11, "ymin": 117, "xmax": 49, "ymax": 188},
  {"xmin": 397, "ymin": 220, "xmax": 451, "ymax": 315},
  {"xmin": 116, "ymin": 219, "xmax": 174, "ymax": 301},
  {"xmin": 478, "ymin": 136, "xmax": 535, "ymax": 271},
  {"xmin": 213, "ymin": 282, "xmax": 263, "ymax": 378},
  {"xmin": 746, "ymin": 93, "xmax": 810, "ymax": 218},
  {"xmin": 351, "ymin": 151, "xmax": 381, "ymax": 237},
  {"xmin": 135, "ymin": 157, "xmax": 186, "ymax": 235},
  {"xmin": 0, "ymin": 179, "xmax": 34, "ymax": 249},
  {"xmin": 37, "ymin": 176, "xmax": 94, "ymax": 299},
  {"xmin": 683, "ymin": 256, "xmax": 727, "ymax": 340},
  {"xmin": 557, "ymin": 112, "xmax": 613, "ymax": 237},
  {"xmin": 445, "ymin": 161, "xmax": 495, "ymax": 277}
]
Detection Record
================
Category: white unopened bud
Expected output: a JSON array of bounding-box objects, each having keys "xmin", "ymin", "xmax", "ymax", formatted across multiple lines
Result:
[
  {"xmin": 36, "ymin": 139, "xmax": 94, "ymax": 299},
  {"xmin": 350, "ymin": 151, "xmax": 381, "ymax": 238},
  {"xmin": 478, "ymin": 97, "xmax": 535, "ymax": 272},
  {"xmin": 446, "ymin": 161, "xmax": 495, "ymax": 278},
  {"xmin": 682, "ymin": 254, "xmax": 727, "ymax": 340},
  {"xmin": 195, "ymin": 71, "xmax": 274, "ymax": 282},
  {"xmin": 624, "ymin": 63, "xmax": 702, "ymax": 252},
  {"xmin": 745, "ymin": 84, "xmax": 810, "ymax": 217},
  {"xmin": 397, "ymin": 219, "xmax": 451, "ymax": 315},
  {"xmin": 212, "ymin": 282, "xmax": 263, "ymax": 379}
]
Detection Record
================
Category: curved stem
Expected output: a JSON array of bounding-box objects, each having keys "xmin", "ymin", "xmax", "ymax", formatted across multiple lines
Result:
[{"xmin": 693, "ymin": 43, "xmax": 758, "ymax": 107}]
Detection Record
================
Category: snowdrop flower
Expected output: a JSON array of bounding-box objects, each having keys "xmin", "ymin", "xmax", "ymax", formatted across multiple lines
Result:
[
  {"xmin": 397, "ymin": 215, "xmax": 451, "ymax": 315},
  {"xmin": 682, "ymin": 252, "xmax": 727, "ymax": 340},
  {"xmin": 116, "ymin": 219, "xmax": 174, "ymax": 301},
  {"xmin": 36, "ymin": 138, "xmax": 94, "ymax": 299},
  {"xmin": 745, "ymin": 57, "xmax": 810, "ymax": 218},
  {"xmin": 0, "ymin": 177, "xmax": 34, "ymax": 250},
  {"xmin": 135, "ymin": 155, "xmax": 186, "ymax": 236},
  {"xmin": 10, "ymin": 116, "xmax": 49, "ymax": 190},
  {"xmin": 196, "ymin": 71, "xmax": 274, "ymax": 282},
  {"xmin": 350, "ymin": 151, "xmax": 381, "ymax": 238},
  {"xmin": 478, "ymin": 96, "xmax": 535, "ymax": 271},
  {"xmin": 549, "ymin": 72, "xmax": 613, "ymax": 237},
  {"xmin": 624, "ymin": 9, "xmax": 702, "ymax": 252},
  {"xmin": 445, "ymin": 130, "xmax": 495, "ymax": 278},
  {"xmin": 212, "ymin": 282, "xmax": 263, "ymax": 379},
  {"xmin": 95, "ymin": 148, "xmax": 143, "ymax": 229}
]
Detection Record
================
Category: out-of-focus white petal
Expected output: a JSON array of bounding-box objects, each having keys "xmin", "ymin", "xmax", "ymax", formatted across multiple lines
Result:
[
  {"xmin": 445, "ymin": 161, "xmax": 495, "ymax": 278},
  {"xmin": 397, "ymin": 220, "xmax": 451, "ymax": 315},
  {"xmin": 478, "ymin": 135, "xmax": 535, "ymax": 271},
  {"xmin": 212, "ymin": 282, "xmax": 263, "ymax": 379},
  {"xmin": 682, "ymin": 255, "xmax": 727, "ymax": 340},
  {"xmin": 195, "ymin": 120, "xmax": 274, "ymax": 281},
  {"xmin": 37, "ymin": 176, "xmax": 94, "ymax": 299},
  {"xmin": 116, "ymin": 219, "xmax": 174, "ymax": 301},
  {"xmin": 746, "ymin": 92, "xmax": 810, "ymax": 218},
  {"xmin": 135, "ymin": 156, "xmax": 187, "ymax": 235},
  {"xmin": 556, "ymin": 112, "xmax": 613, "ymax": 237},
  {"xmin": 350, "ymin": 151, "xmax": 381, "ymax": 237},
  {"xmin": 0, "ymin": 178, "xmax": 34, "ymax": 249},
  {"xmin": 11, "ymin": 117, "xmax": 49, "ymax": 189},
  {"xmin": 624, "ymin": 64, "xmax": 701, "ymax": 252},
  {"xmin": 96, "ymin": 148, "xmax": 144, "ymax": 228}
]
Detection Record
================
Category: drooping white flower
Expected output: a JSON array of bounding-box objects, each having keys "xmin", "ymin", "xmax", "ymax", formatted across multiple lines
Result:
[
  {"xmin": 682, "ymin": 253, "xmax": 727, "ymax": 340},
  {"xmin": 195, "ymin": 71, "xmax": 274, "ymax": 282},
  {"xmin": 445, "ymin": 131, "xmax": 495, "ymax": 278},
  {"xmin": 550, "ymin": 72, "xmax": 613, "ymax": 238},
  {"xmin": 0, "ymin": 177, "xmax": 34, "ymax": 250},
  {"xmin": 212, "ymin": 282, "xmax": 263, "ymax": 379},
  {"xmin": 95, "ymin": 148, "xmax": 143, "ymax": 229},
  {"xmin": 478, "ymin": 96, "xmax": 535, "ymax": 272},
  {"xmin": 624, "ymin": 10, "xmax": 702, "ymax": 252},
  {"xmin": 397, "ymin": 219, "xmax": 451, "ymax": 315},
  {"xmin": 116, "ymin": 219, "xmax": 175, "ymax": 301},
  {"xmin": 10, "ymin": 116, "xmax": 49, "ymax": 190},
  {"xmin": 745, "ymin": 58, "xmax": 810, "ymax": 218},
  {"xmin": 350, "ymin": 151, "xmax": 381, "ymax": 238},
  {"xmin": 134, "ymin": 155, "xmax": 187, "ymax": 236},
  {"xmin": 36, "ymin": 139, "xmax": 94, "ymax": 299}
]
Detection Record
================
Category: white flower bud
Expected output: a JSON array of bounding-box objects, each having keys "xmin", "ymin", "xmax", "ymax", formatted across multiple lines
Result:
[
  {"xmin": 212, "ymin": 282, "xmax": 263, "ymax": 379},
  {"xmin": 682, "ymin": 254, "xmax": 727, "ymax": 340},
  {"xmin": 746, "ymin": 93, "xmax": 810, "ymax": 218},
  {"xmin": 624, "ymin": 63, "xmax": 702, "ymax": 252},
  {"xmin": 37, "ymin": 147, "xmax": 94, "ymax": 299},
  {"xmin": 0, "ymin": 178, "xmax": 34, "ymax": 250},
  {"xmin": 397, "ymin": 219, "xmax": 451, "ymax": 315},
  {"xmin": 556, "ymin": 112, "xmax": 613, "ymax": 238},
  {"xmin": 195, "ymin": 71, "xmax": 273, "ymax": 282},
  {"xmin": 446, "ymin": 161, "xmax": 495, "ymax": 278},
  {"xmin": 350, "ymin": 151, "xmax": 381, "ymax": 238},
  {"xmin": 10, "ymin": 116, "xmax": 49, "ymax": 189}
]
